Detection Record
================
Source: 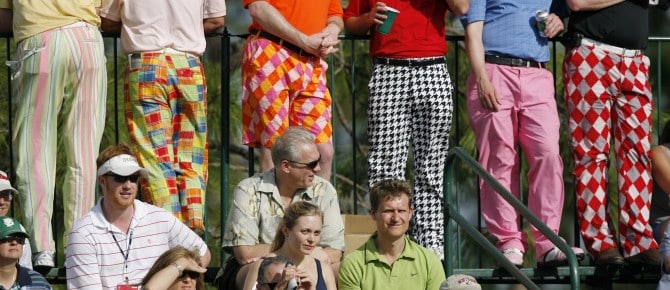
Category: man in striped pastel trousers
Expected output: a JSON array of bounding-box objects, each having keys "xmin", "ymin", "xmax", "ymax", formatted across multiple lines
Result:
[
  {"xmin": 99, "ymin": 0, "xmax": 226, "ymax": 234},
  {"xmin": 0, "ymin": 0, "xmax": 107, "ymax": 271}
]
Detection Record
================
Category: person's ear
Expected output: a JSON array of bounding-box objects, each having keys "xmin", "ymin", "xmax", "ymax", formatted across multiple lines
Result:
[{"xmin": 279, "ymin": 160, "xmax": 291, "ymax": 173}]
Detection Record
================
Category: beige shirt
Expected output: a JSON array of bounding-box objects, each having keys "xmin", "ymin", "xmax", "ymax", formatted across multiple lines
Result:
[
  {"xmin": 222, "ymin": 169, "xmax": 345, "ymax": 252},
  {"xmin": 0, "ymin": 0, "xmax": 101, "ymax": 43},
  {"xmin": 98, "ymin": 0, "xmax": 226, "ymax": 54}
]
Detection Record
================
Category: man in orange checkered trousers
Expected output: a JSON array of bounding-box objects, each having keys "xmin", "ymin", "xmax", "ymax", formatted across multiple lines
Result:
[{"xmin": 240, "ymin": 0, "xmax": 343, "ymax": 180}]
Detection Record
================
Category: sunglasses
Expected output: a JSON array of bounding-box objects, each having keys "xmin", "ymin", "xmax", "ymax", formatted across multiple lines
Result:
[
  {"xmin": 0, "ymin": 236, "xmax": 26, "ymax": 245},
  {"xmin": 286, "ymin": 156, "xmax": 321, "ymax": 170},
  {"xmin": 179, "ymin": 270, "xmax": 201, "ymax": 280},
  {"xmin": 105, "ymin": 173, "xmax": 140, "ymax": 183},
  {"xmin": 0, "ymin": 191, "xmax": 12, "ymax": 201}
]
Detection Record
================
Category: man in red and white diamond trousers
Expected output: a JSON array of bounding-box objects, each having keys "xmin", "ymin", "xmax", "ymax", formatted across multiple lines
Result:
[{"xmin": 563, "ymin": 0, "xmax": 659, "ymax": 266}]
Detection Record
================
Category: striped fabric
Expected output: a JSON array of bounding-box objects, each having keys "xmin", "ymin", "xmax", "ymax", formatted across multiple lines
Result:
[
  {"xmin": 241, "ymin": 37, "xmax": 333, "ymax": 148},
  {"xmin": 65, "ymin": 200, "xmax": 208, "ymax": 290},
  {"xmin": 124, "ymin": 52, "xmax": 208, "ymax": 233},
  {"xmin": 11, "ymin": 21, "xmax": 107, "ymax": 253}
]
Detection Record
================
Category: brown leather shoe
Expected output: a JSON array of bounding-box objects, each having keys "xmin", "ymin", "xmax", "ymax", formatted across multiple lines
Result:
[
  {"xmin": 625, "ymin": 248, "xmax": 661, "ymax": 266},
  {"xmin": 595, "ymin": 247, "xmax": 624, "ymax": 266}
]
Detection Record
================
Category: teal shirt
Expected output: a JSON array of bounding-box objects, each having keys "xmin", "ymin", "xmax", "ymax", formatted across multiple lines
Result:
[{"xmin": 338, "ymin": 233, "xmax": 445, "ymax": 290}]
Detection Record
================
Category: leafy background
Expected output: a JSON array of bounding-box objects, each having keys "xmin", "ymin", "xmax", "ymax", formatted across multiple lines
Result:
[{"xmin": 0, "ymin": 3, "xmax": 669, "ymax": 289}]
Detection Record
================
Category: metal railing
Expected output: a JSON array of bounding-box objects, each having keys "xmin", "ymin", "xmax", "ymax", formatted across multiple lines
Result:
[{"xmin": 0, "ymin": 30, "xmax": 668, "ymax": 287}]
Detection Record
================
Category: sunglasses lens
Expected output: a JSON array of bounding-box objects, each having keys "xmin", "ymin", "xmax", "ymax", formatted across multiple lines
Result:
[
  {"xmin": 109, "ymin": 174, "xmax": 140, "ymax": 183},
  {"xmin": 180, "ymin": 270, "xmax": 200, "ymax": 279},
  {"xmin": 0, "ymin": 236, "xmax": 25, "ymax": 244},
  {"xmin": 307, "ymin": 160, "xmax": 319, "ymax": 169}
]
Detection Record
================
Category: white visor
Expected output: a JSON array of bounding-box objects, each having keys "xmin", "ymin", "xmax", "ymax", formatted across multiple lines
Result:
[
  {"xmin": 0, "ymin": 170, "xmax": 18, "ymax": 195},
  {"xmin": 97, "ymin": 154, "xmax": 149, "ymax": 178}
]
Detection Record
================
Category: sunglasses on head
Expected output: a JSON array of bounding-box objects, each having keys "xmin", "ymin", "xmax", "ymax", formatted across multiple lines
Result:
[
  {"xmin": 286, "ymin": 156, "xmax": 321, "ymax": 170},
  {"xmin": 0, "ymin": 236, "xmax": 25, "ymax": 245},
  {"xmin": 105, "ymin": 173, "xmax": 140, "ymax": 183},
  {"xmin": 179, "ymin": 270, "xmax": 200, "ymax": 280}
]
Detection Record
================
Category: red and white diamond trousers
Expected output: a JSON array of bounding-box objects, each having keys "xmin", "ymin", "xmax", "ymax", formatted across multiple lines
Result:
[{"xmin": 563, "ymin": 43, "xmax": 657, "ymax": 258}]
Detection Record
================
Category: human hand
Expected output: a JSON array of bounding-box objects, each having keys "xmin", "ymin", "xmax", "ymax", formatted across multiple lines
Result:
[
  {"xmin": 174, "ymin": 257, "xmax": 207, "ymax": 273},
  {"xmin": 544, "ymin": 13, "xmax": 564, "ymax": 38},
  {"xmin": 369, "ymin": 2, "xmax": 389, "ymax": 26},
  {"xmin": 476, "ymin": 75, "xmax": 500, "ymax": 112}
]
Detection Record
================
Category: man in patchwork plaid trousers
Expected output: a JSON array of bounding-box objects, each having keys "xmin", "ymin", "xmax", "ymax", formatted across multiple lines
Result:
[
  {"xmin": 563, "ymin": 0, "xmax": 663, "ymax": 267},
  {"xmin": 99, "ymin": 0, "xmax": 226, "ymax": 234}
]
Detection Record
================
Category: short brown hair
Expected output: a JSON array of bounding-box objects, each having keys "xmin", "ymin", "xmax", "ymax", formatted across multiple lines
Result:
[
  {"xmin": 369, "ymin": 179, "xmax": 413, "ymax": 211},
  {"xmin": 96, "ymin": 144, "xmax": 134, "ymax": 169}
]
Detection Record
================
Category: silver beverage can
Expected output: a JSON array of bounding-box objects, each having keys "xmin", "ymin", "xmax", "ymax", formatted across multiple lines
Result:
[{"xmin": 535, "ymin": 9, "xmax": 549, "ymax": 37}]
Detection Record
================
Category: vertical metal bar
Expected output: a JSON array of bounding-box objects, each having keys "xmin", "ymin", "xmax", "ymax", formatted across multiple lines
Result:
[
  {"xmin": 113, "ymin": 37, "xmax": 120, "ymax": 144},
  {"xmin": 7, "ymin": 38, "xmax": 13, "ymax": 174},
  {"xmin": 221, "ymin": 27, "xmax": 232, "ymax": 264},
  {"xmin": 350, "ymin": 38, "xmax": 358, "ymax": 214}
]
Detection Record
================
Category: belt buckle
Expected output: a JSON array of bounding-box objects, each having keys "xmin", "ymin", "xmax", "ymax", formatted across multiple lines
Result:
[{"xmin": 510, "ymin": 58, "xmax": 525, "ymax": 67}]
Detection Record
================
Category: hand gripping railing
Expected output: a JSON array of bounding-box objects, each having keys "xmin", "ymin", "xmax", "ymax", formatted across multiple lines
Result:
[{"xmin": 443, "ymin": 147, "xmax": 580, "ymax": 290}]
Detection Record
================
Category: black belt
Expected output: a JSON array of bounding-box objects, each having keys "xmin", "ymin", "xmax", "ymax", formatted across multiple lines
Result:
[
  {"xmin": 373, "ymin": 57, "xmax": 445, "ymax": 67},
  {"xmin": 250, "ymin": 30, "xmax": 312, "ymax": 57},
  {"xmin": 484, "ymin": 55, "xmax": 546, "ymax": 68}
]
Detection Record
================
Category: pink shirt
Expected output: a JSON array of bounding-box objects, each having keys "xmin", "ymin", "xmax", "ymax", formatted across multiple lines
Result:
[{"xmin": 99, "ymin": 0, "xmax": 226, "ymax": 54}]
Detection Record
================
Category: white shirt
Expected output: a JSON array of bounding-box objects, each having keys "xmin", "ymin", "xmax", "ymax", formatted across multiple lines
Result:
[
  {"xmin": 65, "ymin": 199, "xmax": 208, "ymax": 290},
  {"xmin": 98, "ymin": 0, "xmax": 226, "ymax": 54}
]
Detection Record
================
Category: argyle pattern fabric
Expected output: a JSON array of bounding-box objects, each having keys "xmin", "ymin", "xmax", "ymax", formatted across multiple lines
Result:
[
  {"xmin": 241, "ymin": 37, "xmax": 333, "ymax": 148},
  {"xmin": 125, "ymin": 52, "xmax": 208, "ymax": 233},
  {"xmin": 367, "ymin": 60, "xmax": 454, "ymax": 255},
  {"xmin": 563, "ymin": 43, "xmax": 657, "ymax": 257}
]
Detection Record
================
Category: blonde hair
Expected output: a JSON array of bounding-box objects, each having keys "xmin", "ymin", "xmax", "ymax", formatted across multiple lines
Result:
[
  {"xmin": 141, "ymin": 246, "xmax": 205, "ymax": 290},
  {"xmin": 270, "ymin": 201, "xmax": 323, "ymax": 252}
]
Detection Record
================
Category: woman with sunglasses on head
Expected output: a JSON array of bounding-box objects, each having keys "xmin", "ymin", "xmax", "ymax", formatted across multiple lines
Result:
[
  {"xmin": 243, "ymin": 201, "xmax": 336, "ymax": 290},
  {"xmin": 141, "ymin": 246, "xmax": 207, "ymax": 290}
]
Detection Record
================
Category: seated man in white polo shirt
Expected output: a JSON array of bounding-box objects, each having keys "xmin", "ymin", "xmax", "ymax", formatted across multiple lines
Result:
[{"xmin": 65, "ymin": 144, "xmax": 211, "ymax": 290}]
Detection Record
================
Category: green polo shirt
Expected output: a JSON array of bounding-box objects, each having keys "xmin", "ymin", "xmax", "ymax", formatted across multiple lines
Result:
[{"xmin": 338, "ymin": 233, "xmax": 445, "ymax": 290}]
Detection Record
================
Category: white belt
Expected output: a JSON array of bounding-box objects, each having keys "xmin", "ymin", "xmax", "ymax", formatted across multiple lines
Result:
[
  {"xmin": 580, "ymin": 37, "xmax": 642, "ymax": 57},
  {"xmin": 61, "ymin": 21, "xmax": 92, "ymax": 29},
  {"xmin": 129, "ymin": 48, "xmax": 200, "ymax": 61}
]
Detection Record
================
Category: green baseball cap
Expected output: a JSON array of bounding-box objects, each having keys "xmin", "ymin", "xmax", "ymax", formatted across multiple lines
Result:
[{"xmin": 0, "ymin": 217, "xmax": 29, "ymax": 239}]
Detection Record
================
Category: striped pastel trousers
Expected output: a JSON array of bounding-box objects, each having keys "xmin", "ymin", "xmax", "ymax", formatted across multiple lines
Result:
[{"xmin": 11, "ymin": 22, "xmax": 107, "ymax": 254}]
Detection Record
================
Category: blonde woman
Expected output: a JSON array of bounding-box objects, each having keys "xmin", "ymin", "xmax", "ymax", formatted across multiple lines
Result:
[
  {"xmin": 243, "ymin": 201, "xmax": 336, "ymax": 290},
  {"xmin": 141, "ymin": 247, "xmax": 207, "ymax": 290}
]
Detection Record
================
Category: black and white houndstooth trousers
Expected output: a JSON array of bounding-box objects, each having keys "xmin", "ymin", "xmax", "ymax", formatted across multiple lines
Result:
[{"xmin": 367, "ymin": 60, "xmax": 454, "ymax": 256}]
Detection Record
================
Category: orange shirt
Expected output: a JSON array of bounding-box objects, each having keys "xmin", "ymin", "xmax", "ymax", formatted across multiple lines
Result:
[{"xmin": 243, "ymin": 0, "xmax": 343, "ymax": 35}]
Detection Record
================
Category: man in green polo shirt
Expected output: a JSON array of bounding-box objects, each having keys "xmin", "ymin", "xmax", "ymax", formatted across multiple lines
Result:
[{"xmin": 338, "ymin": 179, "xmax": 445, "ymax": 290}]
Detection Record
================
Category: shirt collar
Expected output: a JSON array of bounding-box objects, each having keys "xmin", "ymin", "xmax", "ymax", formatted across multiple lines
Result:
[
  {"xmin": 258, "ymin": 169, "xmax": 315, "ymax": 201},
  {"xmin": 15, "ymin": 264, "xmax": 30, "ymax": 287},
  {"xmin": 91, "ymin": 199, "xmax": 143, "ymax": 233},
  {"xmin": 363, "ymin": 232, "xmax": 417, "ymax": 264}
]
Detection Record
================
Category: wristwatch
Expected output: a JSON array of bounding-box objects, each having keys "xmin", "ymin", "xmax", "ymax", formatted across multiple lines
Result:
[{"xmin": 172, "ymin": 262, "xmax": 184, "ymax": 276}]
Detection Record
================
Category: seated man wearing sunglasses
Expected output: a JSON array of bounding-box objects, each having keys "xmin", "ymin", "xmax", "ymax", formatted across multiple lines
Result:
[
  {"xmin": 65, "ymin": 144, "xmax": 211, "ymax": 290},
  {"xmin": 220, "ymin": 126, "xmax": 344, "ymax": 290},
  {"xmin": 0, "ymin": 217, "xmax": 51, "ymax": 289}
]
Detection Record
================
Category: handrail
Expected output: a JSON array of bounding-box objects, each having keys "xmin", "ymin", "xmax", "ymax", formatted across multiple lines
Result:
[{"xmin": 444, "ymin": 147, "xmax": 581, "ymax": 290}]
